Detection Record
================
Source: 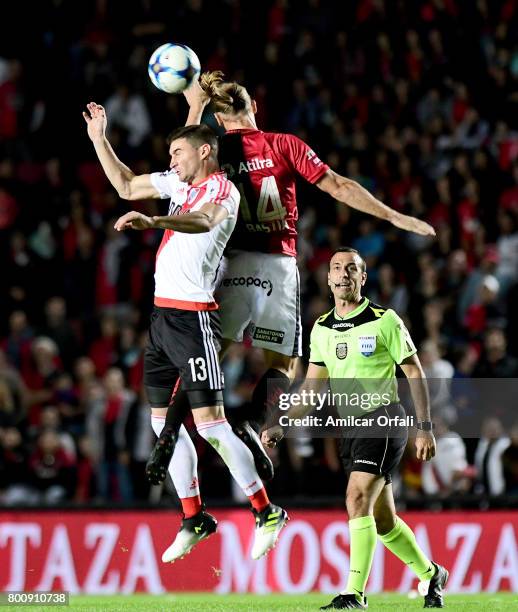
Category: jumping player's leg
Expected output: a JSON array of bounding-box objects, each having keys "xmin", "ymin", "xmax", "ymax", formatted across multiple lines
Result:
[
  {"xmin": 144, "ymin": 308, "xmax": 220, "ymax": 564},
  {"xmin": 146, "ymin": 387, "xmax": 191, "ymax": 485},
  {"xmin": 170, "ymin": 401, "xmax": 288, "ymax": 561},
  {"xmin": 144, "ymin": 318, "xmax": 204, "ymax": 515},
  {"xmin": 243, "ymin": 349, "xmax": 295, "ymax": 430},
  {"xmin": 148, "ymin": 248, "xmax": 301, "ymax": 484},
  {"xmin": 148, "ymin": 338, "xmax": 281, "ymax": 483},
  {"xmin": 149, "ymin": 405, "xmax": 201, "ymax": 517},
  {"xmin": 191, "ymin": 404, "xmax": 270, "ymax": 511},
  {"xmin": 219, "ymin": 251, "xmax": 301, "ymax": 431}
]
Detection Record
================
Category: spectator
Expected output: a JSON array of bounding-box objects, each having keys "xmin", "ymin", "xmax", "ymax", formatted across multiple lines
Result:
[
  {"xmin": 422, "ymin": 417, "xmax": 474, "ymax": 496},
  {"xmin": 0, "ymin": 426, "xmax": 31, "ymax": 505},
  {"xmin": 104, "ymin": 84, "xmax": 151, "ymax": 151},
  {"xmin": 474, "ymin": 417, "xmax": 510, "ymax": 496},
  {"xmin": 474, "ymin": 327, "xmax": 518, "ymax": 378},
  {"xmin": 419, "ymin": 339, "xmax": 456, "ymax": 423},
  {"xmin": 495, "ymin": 211, "xmax": 518, "ymax": 292},
  {"xmin": 39, "ymin": 297, "xmax": 79, "ymax": 369},
  {"xmin": 371, "ymin": 263, "xmax": 409, "ymax": 314},
  {"xmin": 28, "ymin": 428, "xmax": 75, "ymax": 503},
  {"xmin": 85, "ymin": 367, "xmax": 136, "ymax": 502},
  {"xmin": 37, "ymin": 405, "xmax": 76, "ymax": 459},
  {"xmin": 502, "ymin": 422, "xmax": 518, "ymax": 495},
  {"xmin": 74, "ymin": 435, "xmax": 96, "ymax": 502}
]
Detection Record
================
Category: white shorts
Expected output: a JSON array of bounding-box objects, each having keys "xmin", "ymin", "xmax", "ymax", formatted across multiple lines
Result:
[{"xmin": 216, "ymin": 250, "xmax": 302, "ymax": 357}]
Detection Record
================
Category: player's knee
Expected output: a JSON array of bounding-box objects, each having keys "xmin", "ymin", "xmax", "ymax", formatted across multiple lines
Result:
[
  {"xmin": 191, "ymin": 405, "xmax": 225, "ymax": 425},
  {"xmin": 150, "ymin": 407, "xmax": 168, "ymax": 417}
]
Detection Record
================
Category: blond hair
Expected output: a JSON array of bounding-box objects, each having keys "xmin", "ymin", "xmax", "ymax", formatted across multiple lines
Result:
[{"xmin": 199, "ymin": 70, "xmax": 252, "ymax": 115}]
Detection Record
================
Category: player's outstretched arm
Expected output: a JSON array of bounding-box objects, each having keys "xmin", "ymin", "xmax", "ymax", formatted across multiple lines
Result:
[
  {"xmin": 400, "ymin": 354, "xmax": 436, "ymax": 461},
  {"xmin": 183, "ymin": 81, "xmax": 209, "ymax": 126},
  {"xmin": 114, "ymin": 203, "xmax": 229, "ymax": 234},
  {"xmin": 83, "ymin": 102, "xmax": 160, "ymax": 201},
  {"xmin": 153, "ymin": 201, "xmax": 229, "ymax": 233},
  {"xmin": 316, "ymin": 169, "xmax": 436, "ymax": 237}
]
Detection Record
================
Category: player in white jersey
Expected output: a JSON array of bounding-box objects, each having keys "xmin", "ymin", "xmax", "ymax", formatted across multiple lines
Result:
[{"xmin": 83, "ymin": 102, "xmax": 288, "ymax": 562}]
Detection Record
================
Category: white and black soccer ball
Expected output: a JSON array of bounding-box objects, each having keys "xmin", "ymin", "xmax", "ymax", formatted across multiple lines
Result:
[{"xmin": 148, "ymin": 43, "xmax": 201, "ymax": 94}]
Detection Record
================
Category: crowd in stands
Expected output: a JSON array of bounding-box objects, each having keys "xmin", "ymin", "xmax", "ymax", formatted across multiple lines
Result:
[{"xmin": 1, "ymin": 0, "xmax": 517, "ymax": 507}]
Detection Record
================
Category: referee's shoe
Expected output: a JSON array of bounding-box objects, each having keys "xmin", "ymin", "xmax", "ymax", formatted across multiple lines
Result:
[
  {"xmin": 161, "ymin": 509, "xmax": 217, "ymax": 563},
  {"xmin": 423, "ymin": 563, "xmax": 449, "ymax": 608},
  {"xmin": 320, "ymin": 593, "xmax": 368, "ymax": 609}
]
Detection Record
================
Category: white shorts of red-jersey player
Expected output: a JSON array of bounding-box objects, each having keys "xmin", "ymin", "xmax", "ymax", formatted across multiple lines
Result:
[
  {"xmin": 150, "ymin": 169, "xmax": 240, "ymax": 310},
  {"xmin": 216, "ymin": 250, "xmax": 302, "ymax": 357}
]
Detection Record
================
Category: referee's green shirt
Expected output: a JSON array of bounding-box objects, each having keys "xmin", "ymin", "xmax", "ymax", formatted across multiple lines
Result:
[{"xmin": 309, "ymin": 297, "xmax": 417, "ymax": 414}]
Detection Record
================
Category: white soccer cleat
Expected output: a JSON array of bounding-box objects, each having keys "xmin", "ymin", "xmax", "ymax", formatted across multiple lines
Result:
[
  {"xmin": 251, "ymin": 504, "xmax": 288, "ymax": 560},
  {"xmin": 162, "ymin": 510, "xmax": 217, "ymax": 563}
]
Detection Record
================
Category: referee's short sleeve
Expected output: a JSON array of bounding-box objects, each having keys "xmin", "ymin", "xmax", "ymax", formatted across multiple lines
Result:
[
  {"xmin": 309, "ymin": 323, "xmax": 325, "ymax": 365},
  {"xmin": 379, "ymin": 309, "xmax": 417, "ymax": 365}
]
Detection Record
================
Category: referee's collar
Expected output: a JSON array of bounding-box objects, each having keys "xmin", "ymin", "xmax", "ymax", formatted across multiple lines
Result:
[{"xmin": 334, "ymin": 297, "xmax": 369, "ymax": 320}]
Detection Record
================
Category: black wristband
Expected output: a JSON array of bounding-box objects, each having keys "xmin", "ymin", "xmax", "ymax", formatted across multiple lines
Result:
[{"xmin": 416, "ymin": 421, "xmax": 434, "ymax": 431}]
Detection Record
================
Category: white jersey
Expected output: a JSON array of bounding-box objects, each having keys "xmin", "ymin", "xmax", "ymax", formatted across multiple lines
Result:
[{"xmin": 149, "ymin": 170, "xmax": 239, "ymax": 310}]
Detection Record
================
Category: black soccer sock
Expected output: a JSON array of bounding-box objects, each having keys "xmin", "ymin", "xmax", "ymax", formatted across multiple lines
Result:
[
  {"xmin": 248, "ymin": 368, "xmax": 291, "ymax": 431},
  {"xmin": 164, "ymin": 387, "xmax": 191, "ymax": 436}
]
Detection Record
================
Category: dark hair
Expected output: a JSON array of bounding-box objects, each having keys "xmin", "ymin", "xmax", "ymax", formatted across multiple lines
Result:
[
  {"xmin": 330, "ymin": 247, "xmax": 366, "ymax": 272},
  {"xmin": 166, "ymin": 124, "xmax": 218, "ymax": 154}
]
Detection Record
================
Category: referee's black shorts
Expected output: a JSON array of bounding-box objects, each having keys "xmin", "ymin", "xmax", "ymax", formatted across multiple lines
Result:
[
  {"xmin": 144, "ymin": 307, "xmax": 224, "ymax": 409},
  {"xmin": 339, "ymin": 403, "xmax": 408, "ymax": 485}
]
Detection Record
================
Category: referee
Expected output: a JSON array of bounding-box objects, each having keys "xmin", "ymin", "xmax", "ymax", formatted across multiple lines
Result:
[{"xmin": 263, "ymin": 247, "xmax": 448, "ymax": 610}]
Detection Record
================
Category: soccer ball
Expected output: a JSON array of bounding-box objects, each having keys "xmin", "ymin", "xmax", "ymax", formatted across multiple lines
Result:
[{"xmin": 148, "ymin": 43, "xmax": 201, "ymax": 94}]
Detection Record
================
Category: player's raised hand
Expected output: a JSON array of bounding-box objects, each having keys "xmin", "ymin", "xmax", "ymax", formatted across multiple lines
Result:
[
  {"xmin": 414, "ymin": 431, "xmax": 436, "ymax": 461},
  {"xmin": 392, "ymin": 214, "xmax": 436, "ymax": 237},
  {"xmin": 83, "ymin": 102, "xmax": 107, "ymax": 143},
  {"xmin": 261, "ymin": 425, "xmax": 284, "ymax": 448},
  {"xmin": 114, "ymin": 211, "xmax": 155, "ymax": 231},
  {"xmin": 183, "ymin": 79, "xmax": 209, "ymax": 108}
]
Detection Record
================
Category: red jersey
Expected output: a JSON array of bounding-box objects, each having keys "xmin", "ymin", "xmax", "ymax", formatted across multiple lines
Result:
[{"xmin": 219, "ymin": 129, "xmax": 329, "ymax": 256}]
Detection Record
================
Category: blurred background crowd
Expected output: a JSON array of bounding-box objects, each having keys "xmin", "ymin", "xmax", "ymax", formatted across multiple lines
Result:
[{"xmin": 1, "ymin": 0, "xmax": 517, "ymax": 508}]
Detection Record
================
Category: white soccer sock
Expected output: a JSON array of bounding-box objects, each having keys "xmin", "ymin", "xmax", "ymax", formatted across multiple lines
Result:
[
  {"xmin": 150, "ymin": 415, "xmax": 200, "ymax": 498},
  {"xmin": 196, "ymin": 418, "xmax": 263, "ymax": 496}
]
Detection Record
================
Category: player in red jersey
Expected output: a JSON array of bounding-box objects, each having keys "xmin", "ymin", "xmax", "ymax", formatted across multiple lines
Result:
[{"xmin": 146, "ymin": 72, "xmax": 435, "ymax": 485}]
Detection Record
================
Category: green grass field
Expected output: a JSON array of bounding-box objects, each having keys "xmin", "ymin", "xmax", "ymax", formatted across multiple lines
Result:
[{"xmin": 4, "ymin": 593, "xmax": 517, "ymax": 611}]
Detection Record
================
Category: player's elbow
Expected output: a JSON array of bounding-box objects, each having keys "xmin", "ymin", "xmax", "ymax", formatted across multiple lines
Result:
[
  {"xmin": 195, "ymin": 216, "xmax": 213, "ymax": 233},
  {"xmin": 116, "ymin": 184, "xmax": 134, "ymax": 201},
  {"xmin": 118, "ymin": 175, "xmax": 142, "ymax": 200},
  {"xmin": 320, "ymin": 171, "xmax": 357, "ymax": 202},
  {"xmin": 204, "ymin": 211, "xmax": 226, "ymax": 232},
  {"xmin": 336, "ymin": 177, "xmax": 360, "ymax": 203}
]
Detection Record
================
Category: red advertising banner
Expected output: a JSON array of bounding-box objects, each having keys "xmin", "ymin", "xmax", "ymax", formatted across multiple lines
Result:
[{"xmin": 0, "ymin": 510, "xmax": 517, "ymax": 594}]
